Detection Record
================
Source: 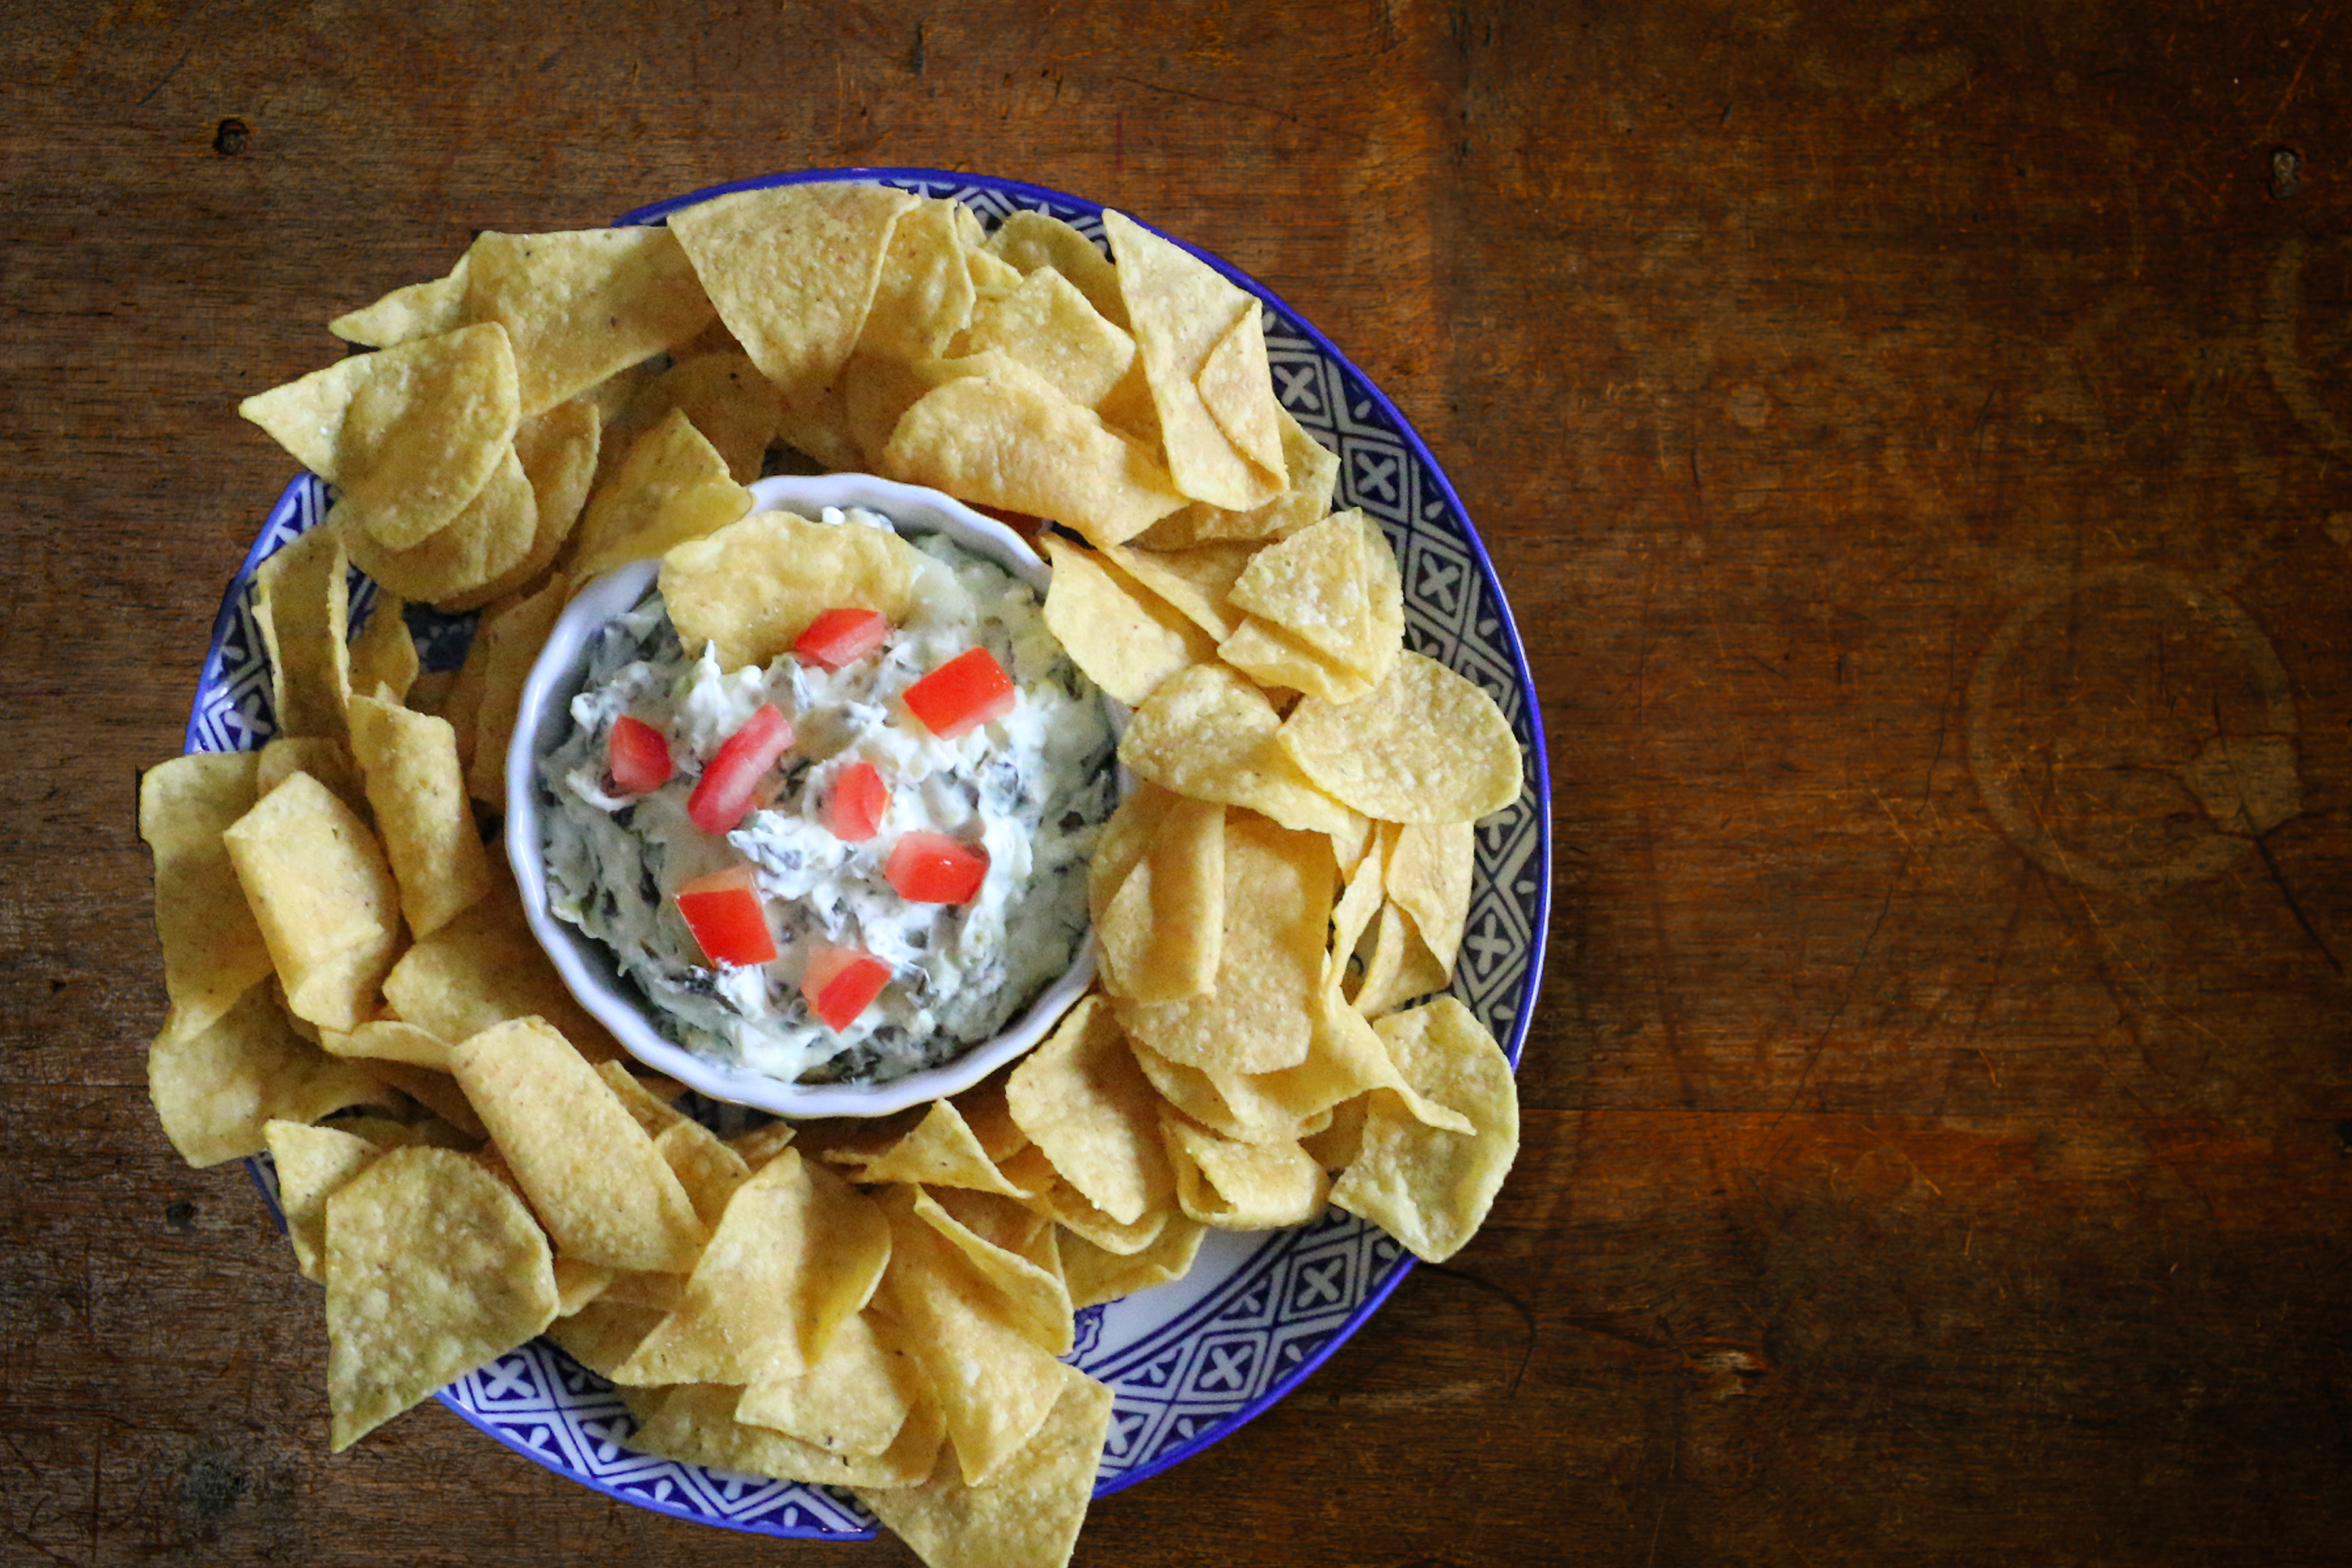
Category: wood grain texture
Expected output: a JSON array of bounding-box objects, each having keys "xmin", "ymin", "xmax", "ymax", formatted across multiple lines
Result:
[{"xmin": 6, "ymin": 0, "xmax": 2350, "ymax": 1563}]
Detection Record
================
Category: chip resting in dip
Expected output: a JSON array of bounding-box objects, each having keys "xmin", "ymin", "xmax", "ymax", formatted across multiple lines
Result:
[{"xmin": 537, "ymin": 503, "xmax": 1117, "ymax": 1086}]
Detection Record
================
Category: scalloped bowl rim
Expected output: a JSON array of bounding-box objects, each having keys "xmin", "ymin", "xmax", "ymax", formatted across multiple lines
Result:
[{"xmin": 505, "ymin": 471, "xmax": 1106, "ymax": 1119}]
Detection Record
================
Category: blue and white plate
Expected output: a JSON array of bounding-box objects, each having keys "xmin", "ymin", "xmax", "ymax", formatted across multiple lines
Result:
[{"xmin": 188, "ymin": 169, "xmax": 1552, "ymax": 1539}]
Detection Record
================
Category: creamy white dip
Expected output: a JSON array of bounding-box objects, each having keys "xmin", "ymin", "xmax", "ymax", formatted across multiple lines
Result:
[{"xmin": 538, "ymin": 507, "xmax": 1115, "ymax": 1086}]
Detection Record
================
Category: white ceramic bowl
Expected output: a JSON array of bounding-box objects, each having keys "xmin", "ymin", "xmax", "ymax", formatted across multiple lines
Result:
[{"xmin": 505, "ymin": 472, "xmax": 1103, "ymax": 1118}]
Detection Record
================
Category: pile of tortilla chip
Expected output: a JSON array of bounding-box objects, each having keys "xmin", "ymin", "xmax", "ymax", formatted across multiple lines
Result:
[{"xmin": 149, "ymin": 181, "xmax": 1528, "ymax": 1568}]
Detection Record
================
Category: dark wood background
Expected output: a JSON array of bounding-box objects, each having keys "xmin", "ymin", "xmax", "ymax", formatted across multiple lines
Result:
[{"xmin": 9, "ymin": 0, "xmax": 2350, "ymax": 1562}]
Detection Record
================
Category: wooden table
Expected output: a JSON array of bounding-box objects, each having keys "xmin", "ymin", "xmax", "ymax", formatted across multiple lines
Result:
[{"xmin": 10, "ymin": 1, "xmax": 2349, "ymax": 1561}]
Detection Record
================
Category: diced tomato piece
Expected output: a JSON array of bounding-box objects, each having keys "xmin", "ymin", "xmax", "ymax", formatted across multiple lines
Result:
[
  {"xmin": 793, "ymin": 608, "xmax": 891, "ymax": 671},
  {"xmin": 800, "ymin": 942, "xmax": 891, "ymax": 1032},
  {"xmin": 903, "ymin": 647, "xmax": 1016, "ymax": 739},
  {"xmin": 607, "ymin": 714, "xmax": 673, "ymax": 794},
  {"xmin": 674, "ymin": 863, "xmax": 777, "ymax": 967},
  {"xmin": 686, "ymin": 704, "xmax": 793, "ymax": 834},
  {"xmin": 827, "ymin": 761, "xmax": 890, "ymax": 842},
  {"xmin": 885, "ymin": 831, "xmax": 990, "ymax": 903}
]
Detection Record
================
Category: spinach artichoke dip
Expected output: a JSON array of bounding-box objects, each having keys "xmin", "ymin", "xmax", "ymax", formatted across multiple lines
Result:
[{"xmin": 539, "ymin": 506, "xmax": 1116, "ymax": 1086}]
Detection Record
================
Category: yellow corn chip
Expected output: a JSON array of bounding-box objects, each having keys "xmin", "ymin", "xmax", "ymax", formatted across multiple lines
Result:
[
  {"xmin": 1386, "ymin": 820, "xmax": 1475, "ymax": 973},
  {"xmin": 567, "ymin": 407, "xmax": 753, "ymax": 579},
  {"xmin": 462, "ymin": 574, "xmax": 569, "ymax": 805},
  {"xmin": 1103, "ymin": 211, "xmax": 1280, "ymax": 511},
  {"xmin": 1162, "ymin": 1115, "xmax": 1329, "ymax": 1230},
  {"xmin": 319, "ymin": 1018, "xmax": 453, "ymax": 1071},
  {"xmin": 346, "ymin": 695, "xmax": 492, "ymax": 939},
  {"xmin": 668, "ymin": 181, "xmax": 919, "ymax": 395},
  {"xmin": 654, "ymin": 1117, "xmax": 754, "ymax": 1228},
  {"xmin": 1039, "ymin": 535, "xmax": 1213, "ymax": 707},
  {"xmin": 1279, "ymin": 652, "xmax": 1523, "ymax": 824},
  {"xmin": 346, "ymin": 592, "xmax": 420, "ymax": 705},
  {"xmin": 266, "ymin": 1118, "xmax": 385, "ymax": 1281},
  {"xmin": 1331, "ymin": 998, "xmax": 1519, "ymax": 1262},
  {"xmin": 338, "ymin": 444, "xmax": 538, "ymax": 609},
  {"xmin": 429, "ymin": 397, "xmax": 601, "ymax": 612},
  {"xmin": 1092, "ymin": 796, "xmax": 1224, "ymax": 1004},
  {"xmin": 222, "ymin": 771, "xmax": 403, "ymax": 1033},
  {"xmin": 636, "ymin": 351, "xmax": 780, "ymax": 483},
  {"xmin": 1005, "ymin": 997, "xmax": 1175, "ymax": 1226},
  {"xmin": 627, "ymin": 1379, "xmax": 942, "ymax": 1490},
  {"xmin": 858, "ymin": 1361, "xmax": 1113, "ymax": 1568},
  {"xmin": 148, "ymin": 984, "xmax": 384, "ymax": 1167},
  {"xmin": 858, "ymin": 196, "xmax": 978, "ymax": 363},
  {"xmin": 330, "ymin": 254, "xmax": 472, "ymax": 347},
  {"xmin": 240, "ymin": 322, "xmax": 520, "ymax": 550},
  {"xmin": 1098, "ymin": 539, "xmax": 1253, "ymax": 640},
  {"xmin": 958, "ymin": 265, "xmax": 1136, "ymax": 410},
  {"xmin": 1116, "ymin": 664, "xmax": 1363, "ymax": 839},
  {"xmin": 658, "ymin": 507, "xmax": 921, "ymax": 672},
  {"xmin": 1137, "ymin": 404, "xmax": 1339, "ymax": 548},
  {"xmin": 1193, "ymin": 301, "xmax": 1285, "ymax": 480},
  {"xmin": 881, "ymin": 364, "xmax": 1186, "ymax": 547},
  {"xmin": 548, "ymin": 1299, "xmax": 665, "ymax": 1379},
  {"xmin": 1351, "ymin": 901, "xmax": 1452, "ymax": 1020},
  {"xmin": 985, "ymin": 210, "xmax": 1128, "ymax": 327},
  {"xmin": 837, "ymin": 1098, "xmax": 1034, "ymax": 1197},
  {"xmin": 879, "ymin": 1192, "xmax": 1070, "ymax": 1486},
  {"xmin": 1059, "ymin": 1213, "xmax": 1206, "ymax": 1308},
  {"xmin": 254, "ymin": 737, "xmax": 370, "ymax": 821},
  {"xmin": 914, "ymin": 1187, "xmax": 1074, "ymax": 1357},
  {"xmin": 323, "ymin": 1145, "xmax": 558, "ymax": 1449},
  {"xmin": 463, "ymin": 227, "xmax": 716, "ymax": 415},
  {"xmin": 447, "ymin": 1016, "xmax": 707, "ymax": 1273},
  {"xmin": 737, "ymin": 1309, "xmax": 920, "ymax": 1459},
  {"xmin": 254, "ymin": 525, "xmax": 350, "ymax": 741},
  {"xmin": 140, "ymin": 752, "xmax": 273, "ymax": 1042},
  {"xmin": 1112, "ymin": 814, "xmax": 1332, "ymax": 1075}
]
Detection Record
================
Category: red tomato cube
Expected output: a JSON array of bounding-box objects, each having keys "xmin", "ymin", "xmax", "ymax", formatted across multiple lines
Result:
[
  {"xmin": 800, "ymin": 942, "xmax": 891, "ymax": 1031},
  {"xmin": 674, "ymin": 863, "xmax": 776, "ymax": 966},
  {"xmin": 686, "ymin": 704, "xmax": 793, "ymax": 834},
  {"xmin": 794, "ymin": 607, "xmax": 891, "ymax": 671},
  {"xmin": 827, "ymin": 761, "xmax": 890, "ymax": 842},
  {"xmin": 903, "ymin": 646, "xmax": 1016, "ymax": 738},
  {"xmin": 607, "ymin": 714, "xmax": 673, "ymax": 794},
  {"xmin": 885, "ymin": 831, "xmax": 989, "ymax": 903}
]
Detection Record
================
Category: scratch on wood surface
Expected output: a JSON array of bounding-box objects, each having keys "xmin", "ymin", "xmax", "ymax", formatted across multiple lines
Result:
[{"xmin": 2258, "ymin": 1, "xmax": 2337, "ymax": 142}]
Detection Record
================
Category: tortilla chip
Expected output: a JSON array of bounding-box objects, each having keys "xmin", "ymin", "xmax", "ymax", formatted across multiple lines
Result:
[
  {"xmin": 858, "ymin": 196, "xmax": 979, "ymax": 363},
  {"xmin": 1112, "ymin": 814, "xmax": 1332, "ymax": 1075},
  {"xmin": 1331, "ymin": 997, "xmax": 1519, "ymax": 1262},
  {"xmin": 958, "ymin": 264, "xmax": 1136, "ymax": 410},
  {"xmin": 1279, "ymin": 652, "xmax": 1523, "ymax": 824},
  {"xmin": 1351, "ymin": 901, "xmax": 1453, "ymax": 1020},
  {"xmin": 654, "ymin": 1117, "xmax": 754, "ymax": 1229},
  {"xmin": 658, "ymin": 507, "xmax": 922, "ymax": 672},
  {"xmin": 447, "ymin": 1016, "xmax": 707, "ymax": 1272},
  {"xmin": 836, "ymin": 1099, "xmax": 1032, "ymax": 1197},
  {"xmin": 346, "ymin": 592, "xmax": 420, "ymax": 706},
  {"xmin": 323, "ymin": 1145, "xmax": 559, "ymax": 1449},
  {"xmin": 879, "ymin": 1192, "xmax": 1071, "ymax": 1486},
  {"xmin": 1162, "ymin": 1115, "xmax": 1329, "ymax": 1230},
  {"xmin": 1103, "ymin": 211, "xmax": 1280, "ymax": 511},
  {"xmin": 148, "ymin": 984, "xmax": 384, "ymax": 1167},
  {"xmin": 636, "ymin": 351, "xmax": 780, "ymax": 484},
  {"xmin": 736, "ymin": 1309, "xmax": 919, "ymax": 1458},
  {"xmin": 462, "ymin": 575, "xmax": 569, "ymax": 805},
  {"xmin": 1137, "ymin": 405, "xmax": 1338, "ymax": 548},
  {"xmin": 254, "ymin": 737, "xmax": 370, "ymax": 822},
  {"xmin": 253, "ymin": 525, "xmax": 350, "ymax": 741},
  {"xmin": 430, "ymin": 398, "xmax": 601, "ymax": 612},
  {"xmin": 668, "ymin": 181, "xmax": 919, "ymax": 395},
  {"xmin": 1039, "ymin": 535, "xmax": 1214, "ymax": 707},
  {"xmin": 1385, "ymin": 820, "xmax": 1475, "ymax": 973},
  {"xmin": 1097, "ymin": 539, "xmax": 1253, "ymax": 640},
  {"xmin": 626, "ymin": 1378, "xmax": 941, "ymax": 1490},
  {"xmin": 547, "ymin": 1298, "xmax": 665, "ymax": 1379},
  {"xmin": 240, "ymin": 322, "xmax": 520, "ymax": 550},
  {"xmin": 985, "ymin": 210, "xmax": 1128, "ymax": 328},
  {"xmin": 380, "ymin": 880, "xmax": 616, "ymax": 1057},
  {"xmin": 337, "ymin": 444, "xmax": 538, "ymax": 609},
  {"xmin": 346, "ymin": 695, "xmax": 493, "ymax": 939},
  {"xmin": 1004, "ymin": 998, "xmax": 1174, "ymax": 1227},
  {"xmin": 614, "ymin": 1148, "xmax": 887, "ymax": 1384},
  {"xmin": 1193, "ymin": 301, "xmax": 1285, "ymax": 480},
  {"xmin": 1092, "ymin": 796, "xmax": 1224, "ymax": 1004},
  {"xmin": 567, "ymin": 407, "xmax": 754, "ymax": 579},
  {"xmin": 881, "ymin": 364, "xmax": 1186, "ymax": 547},
  {"xmin": 463, "ymin": 227, "xmax": 717, "ymax": 414},
  {"xmin": 1117, "ymin": 663, "xmax": 1363, "ymax": 838},
  {"xmin": 318, "ymin": 1018, "xmax": 453, "ymax": 1071},
  {"xmin": 140, "ymin": 752, "xmax": 273, "ymax": 1042},
  {"xmin": 222, "ymin": 770, "xmax": 404, "ymax": 1032},
  {"xmin": 913, "ymin": 1187, "xmax": 1074, "ymax": 1357},
  {"xmin": 858, "ymin": 1361, "xmax": 1113, "ymax": 1568},
  {"xmin": 329, "ymin": 254, "xmax": 472, "ymax": 347},
  {"xmin": 266, "ymin": 1118, "xmax": 385, "ymax": 1281},
  {"xmin": 1059, "ymin": 1213, "xmax": 1206, "ymax": 1308}
]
